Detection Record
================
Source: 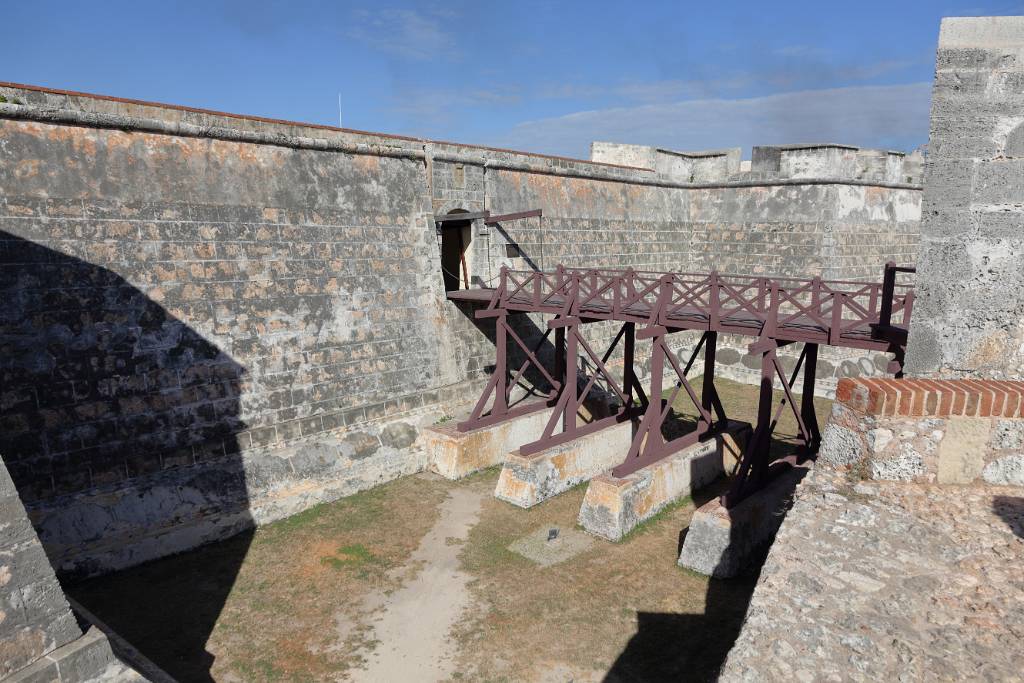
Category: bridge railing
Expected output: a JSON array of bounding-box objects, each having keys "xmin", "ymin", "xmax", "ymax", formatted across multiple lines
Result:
[{"xmin": 490, "ymin": 266, "xmax": 914, "ymax": 340}]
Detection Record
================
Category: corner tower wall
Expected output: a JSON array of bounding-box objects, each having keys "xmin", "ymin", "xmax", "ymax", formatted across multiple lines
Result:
[{"xmin": 905, "ymin": 16, "xmax": 1024, "ymax": 380}]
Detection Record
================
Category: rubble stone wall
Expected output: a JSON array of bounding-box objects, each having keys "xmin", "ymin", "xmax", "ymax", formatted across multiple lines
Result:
[{"xmin": 820, "ymin": 377, "xmax": 1024, "ymax": 487}]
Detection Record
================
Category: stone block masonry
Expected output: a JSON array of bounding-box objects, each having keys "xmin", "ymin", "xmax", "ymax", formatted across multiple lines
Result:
[
  {"xmin": 0, "ymin": 79, "xmax": 920, "ymax": 576},
  {"xmin": 1, "ymin": 457, "xmax": 142, "ymax": 681},
  {"xmin": 820, "ymin": 377, "xmax": 1024, "ymax": 487},
  {"xmin": 905, "ymin": 16, "xmax": 1024, "ymax": 380}
]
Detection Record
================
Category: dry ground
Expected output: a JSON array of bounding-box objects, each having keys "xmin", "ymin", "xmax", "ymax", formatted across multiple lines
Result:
[{"xmin": 66, "ymin": 377, "xmax": 831, "ymax": 682}]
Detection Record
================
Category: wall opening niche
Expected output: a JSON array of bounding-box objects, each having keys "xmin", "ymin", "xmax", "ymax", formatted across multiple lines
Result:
[{"xmin": 438, "ymin": 211, "xmax": 473, "ymax": 292}]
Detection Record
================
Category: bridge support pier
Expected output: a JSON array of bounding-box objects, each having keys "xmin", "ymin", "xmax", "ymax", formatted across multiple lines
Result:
[
  {"xmin": 678, "ymin": 465, "xmax": 807, "ymax": 577},
  {"xmin": 423, "ymin": 400, "xmax": 555, "ymax": 479},
  {"xmin": 494, "ymin": 419, "xmax": 635, "ymax": 508},
  {"xmin": 578, "ymin": 420, "xmax": 750, "ymax": 541}
]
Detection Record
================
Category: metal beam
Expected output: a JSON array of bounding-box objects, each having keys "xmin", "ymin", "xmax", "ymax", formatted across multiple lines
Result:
[{"xmin": 484, "ymin": 208, "xmax": 543, "ymax": 224}]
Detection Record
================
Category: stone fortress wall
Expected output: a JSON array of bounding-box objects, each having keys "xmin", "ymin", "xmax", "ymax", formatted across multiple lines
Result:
[
  {"xmin": 721, "ymin": 17, "xmax": 1024, "ymax": 681},
  {"xmin": 0, "ymin": 80, "xmax": 920, "ymax": 576},
  {"xmin": 905, "ymin": 16, "xmax": 1024, "ymax": 381}
]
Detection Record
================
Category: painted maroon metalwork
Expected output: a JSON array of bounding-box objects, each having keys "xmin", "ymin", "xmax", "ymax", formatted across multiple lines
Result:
[{"xmin": 452, "ymin": 262, "xmax": 914, "ymax": 507}]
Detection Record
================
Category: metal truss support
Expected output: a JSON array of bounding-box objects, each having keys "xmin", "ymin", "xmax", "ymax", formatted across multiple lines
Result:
[
  {"xmin": 722, "ymin": 340, "xmax": 819, "ymax": 507},
  {"xmin": 449, "ymin": 262, "xmax": 916, "ymax": 506},
  {"xmin": 519, "ymin": 320, "xmax": 647, "ymax": 456},
  {"xmin": 457, "ymin": 310, "xmax": 561, "ymax": 432},
  {"xmin": 612, "ymin": 330, "xmax": 728, "ymax": 477}
]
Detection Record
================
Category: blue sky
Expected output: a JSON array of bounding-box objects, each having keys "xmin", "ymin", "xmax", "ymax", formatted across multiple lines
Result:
[{"xmin": 4, "ymin": 1, "xmax": 1023, "ymax": 158}]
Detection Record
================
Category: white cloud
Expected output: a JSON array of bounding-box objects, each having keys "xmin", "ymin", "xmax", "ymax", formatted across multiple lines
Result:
[
  {"xmin": 347, "ymin": 8, "xmax": 456, "ymax": 61},
  {"xmin": 537, "ymin": 77, "xmax": 752, "ymax": 104},
  {"xmin": 498, "ymin": 82, "xmax": 932, "ymax": 159}
]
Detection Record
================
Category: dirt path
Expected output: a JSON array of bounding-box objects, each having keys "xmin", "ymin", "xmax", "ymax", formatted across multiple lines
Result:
[{"xmin": 347, "ymin": 486, "xmax": 484, "ymax": 682}]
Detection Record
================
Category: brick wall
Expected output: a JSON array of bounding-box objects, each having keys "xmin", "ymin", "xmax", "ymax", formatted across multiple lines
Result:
[{"xmin": 820, "ymin": 377, "xmax": 1024, "ymax": 487}]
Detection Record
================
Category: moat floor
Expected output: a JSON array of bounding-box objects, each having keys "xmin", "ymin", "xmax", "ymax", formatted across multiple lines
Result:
[
  {"xmin": 64, "ymin": 377, "xmax": 828, "ymax": 682},
  {"xmin": 67, "ymin": 470, "xmax": 755, "ymax": 682}
]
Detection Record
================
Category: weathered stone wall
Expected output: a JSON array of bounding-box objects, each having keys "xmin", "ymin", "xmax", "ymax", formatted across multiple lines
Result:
[
  {"xmin": 0, "ymin": 113, "xmax": 461, "ymax": 575},
  {"xmin": 479, "ymin": 166, "xmax": 920, "ymax": 393},
  {"xmin": 905, "ymin": 16, "xmax": 1024, "ymax": 380},
  {"xmin": 0, "ymin": 81, "xmax": 921, "ymax": 575},
  {"xmin": 590, "ymin": 142, "xmax": 741, "ymax": 182},
  {"xmin": 0, "ymin": 457, "xmax": 81, "ymax": 677}
]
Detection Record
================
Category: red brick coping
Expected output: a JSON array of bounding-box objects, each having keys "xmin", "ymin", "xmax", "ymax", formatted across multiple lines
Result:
[{"xmin": 835, "ymin": 378, "xmax": 1024, "ymax": 419}]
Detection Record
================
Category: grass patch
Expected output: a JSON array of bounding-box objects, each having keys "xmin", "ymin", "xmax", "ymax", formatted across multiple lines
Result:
[
  {"xmin": 67, "ymin": 474, "xmax": 451, "ymax": 682},
  {"xmin": 64, "ymin": 377, "xmax": 830, "ymax": 683},
  {"xmin": 319, "ymin": 543, "xmax": 389, "ymax": 578}
]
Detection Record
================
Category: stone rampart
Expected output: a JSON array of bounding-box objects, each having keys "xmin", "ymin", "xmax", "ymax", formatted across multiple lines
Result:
[
  {"xmin": 0, "ymin": 80, "xmax": 920, "ymax": 573},
  {"xmin": 905, "ymin": 16, "xmax": 1024, "ymax": 380}
]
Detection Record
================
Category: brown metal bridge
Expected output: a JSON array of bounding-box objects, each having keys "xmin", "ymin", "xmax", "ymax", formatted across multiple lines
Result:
[{"xmin": 448, "ymin": 263, "xmax": 915, "ymax": 506}]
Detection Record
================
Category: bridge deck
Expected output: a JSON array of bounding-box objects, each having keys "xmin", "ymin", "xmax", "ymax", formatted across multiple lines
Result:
[{"xmin": 449, "ymin": 265, "xmax": 913, "ymax": 351}]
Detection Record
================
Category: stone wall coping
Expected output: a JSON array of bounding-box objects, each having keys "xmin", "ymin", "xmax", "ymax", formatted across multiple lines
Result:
[
  {"xmin": 835, "ymin": 377, "xmax": 1024, "ymax": 419},
  {"xmin": 757, "ymin": 143, "xmax": 861, "ymax": 152},
  {"xmin": 0, "ymin": 79, "xmax": 653, "ymax": 174},
  {"xmin": 0, "ymin": 84, "xmax": 922, "ymax": 192}
]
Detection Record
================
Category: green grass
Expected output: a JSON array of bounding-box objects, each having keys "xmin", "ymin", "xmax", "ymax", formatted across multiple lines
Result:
[
  {"xmin": 257, "ymin": 485, "xmax": 388, "ymax": 544},
  {"xmin": 319, "ymin": 543, "xmax": 389, "ymax": 578}
]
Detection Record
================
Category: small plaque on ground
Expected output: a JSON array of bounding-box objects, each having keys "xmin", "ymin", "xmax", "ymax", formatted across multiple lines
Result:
[{"xmin": 508, "ymin": 525, "xmax": 595, "ymax": 567}]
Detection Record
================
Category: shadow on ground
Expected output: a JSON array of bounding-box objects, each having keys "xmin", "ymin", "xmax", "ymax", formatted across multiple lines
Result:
[
  {"xmin": 605, "ymin": 424, "xmax": 808, "ymax": 683},
  {"xmin": 993, "ymin": 496, "xmax": 1024, "ymax": 539},
  {"xmin": 67, "ymin": 531, "xmax": 255, "ymax": 681}
]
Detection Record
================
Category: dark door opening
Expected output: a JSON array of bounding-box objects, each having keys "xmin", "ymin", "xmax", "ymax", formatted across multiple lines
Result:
[{"xmin": 439, "ymin": 219, "xmax": 472, "ymax": 291}]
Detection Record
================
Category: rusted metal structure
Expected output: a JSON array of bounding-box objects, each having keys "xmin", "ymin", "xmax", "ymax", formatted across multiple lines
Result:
[{"xmin": 448, "ymin": 263, "xmax": 914, "ymax": 506}]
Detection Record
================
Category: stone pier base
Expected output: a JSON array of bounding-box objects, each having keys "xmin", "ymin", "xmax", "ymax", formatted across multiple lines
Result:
[
  {"xmin": 678, "ymin": 466, "xmax": 806, "ymax": 578},
  {"xmin": 494, "ymin": 420, "xmax": 634, "ymax": 508},
  {"xmin": 578, "ymin": 421, "xmax": 751, "ymax": 541},
  {"xmin": 421, "ymin": 402, "xmax": 552, "ymax": 479}
]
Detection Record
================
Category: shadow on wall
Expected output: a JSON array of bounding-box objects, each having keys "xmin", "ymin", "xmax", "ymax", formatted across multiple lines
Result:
[
  {"xmin": 0, "ymin": 230, "xmax": 253, "ymax": 682},
  {"xmin": 994, "ymin": 496, "xmax": 1024, "ymax": 540}
]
